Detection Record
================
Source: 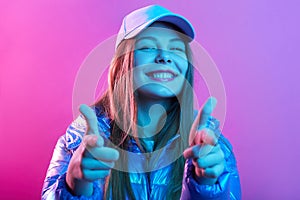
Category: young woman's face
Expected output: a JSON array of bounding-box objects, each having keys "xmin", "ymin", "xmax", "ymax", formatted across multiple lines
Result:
[{"xmin": 133, "ymin": 22, "xmax": 189, "ymax": 99}]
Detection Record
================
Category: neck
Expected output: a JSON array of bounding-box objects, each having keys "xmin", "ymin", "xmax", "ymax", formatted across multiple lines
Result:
[{"xmin": 136, "ymin": 95, "xmax": 173, "ymax": 139}]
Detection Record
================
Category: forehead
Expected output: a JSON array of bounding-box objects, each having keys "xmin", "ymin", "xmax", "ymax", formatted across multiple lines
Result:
[{"xmin": 135, "ymin": 22, "xmax": 186, "ymax": 42}]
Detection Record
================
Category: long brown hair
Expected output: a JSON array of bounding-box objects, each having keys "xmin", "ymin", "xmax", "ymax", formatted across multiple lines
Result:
[{"xmin": 94, "ymin": 35, "xmax": 194, "ymax": 199}]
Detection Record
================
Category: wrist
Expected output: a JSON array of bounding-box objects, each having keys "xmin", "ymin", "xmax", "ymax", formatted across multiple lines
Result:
[
  {"xmin": 194, "ymin": 174, "xmax": 218, "ymax": 185},
  {"xmin": 194, "ymin": 168, "xmax": 217, "ymax": 185},
  {"xmin": 66, "ymin": 173, "xmax": 93, "ymax": 196}
]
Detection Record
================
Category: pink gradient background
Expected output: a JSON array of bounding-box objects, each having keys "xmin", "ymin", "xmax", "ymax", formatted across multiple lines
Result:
[{"xmin": 1, "ymin": 0, "xmax": 299, "ymax": 199}]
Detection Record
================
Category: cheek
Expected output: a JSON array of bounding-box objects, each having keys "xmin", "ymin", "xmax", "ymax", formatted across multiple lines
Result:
[
  {"xmin": 133, "ymin": 51, "xmax": 138, "ymax": 67},
  {"xmin": 134, "ymin": 51, "xmax": 154, "ymax": 67},
  {"xmin": 174, "ymin": 56, "xmax": 189, "ymax": 74},
  {"xmin": 183, "ymin": 61, "xmax": 189, "ymax": 74},
  {"xmin": 133, "ymin": 67, "xmax": 148, "ymax": 88},
  {"xmin": 133, "ymin": 51, "xmax": 140, "ymax": 67}
]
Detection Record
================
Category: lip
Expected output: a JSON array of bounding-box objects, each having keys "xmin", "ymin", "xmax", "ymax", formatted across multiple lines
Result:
[{"xmin": 146, "ymin": 70, "xmax": 178, "ymax": 82}]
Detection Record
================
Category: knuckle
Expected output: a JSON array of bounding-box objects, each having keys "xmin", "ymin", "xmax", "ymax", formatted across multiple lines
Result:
[
  {"xmin": 100, "ymin": 170, "xmax": 110, "ymax": 178},
  {"xmin": 192, "ymin": 145, "xmax": 200, "ymax": 156},
  {"xmin": 192, "ymin": 159, "xmax": 198, "ymax": 168},
  {"xmin": 83, "ymin": 135, "xmax": 93, "ymax": 146},
  {"xmin": 106, "ymin": 162, "xmax": 115, "ymax": 169},
  {"xmin": 221, "ymin": 164, "xmax": 225, "ymax": 172},
  {"xmin": 218, "ymin": 148, "xmax": 225, "ymax": 159},
  {"xmin": 80, "ymin": 159, "xmax": 85, "ymax": 169},
  {"xmin": 197, "ymin": 158, "xmax": 205, "ymax": 168},
  {"xmin": 84, "ymin": 148, "xmax": 93, "ymax": 158},
  {"xmin": 220, "ymin": 152, "xmax": 225, "ymax": 160},
  {"xmin": 209, "ymin": 170, "xmax": 218, "ymax": 178},
  {"xmin": 211, "ymin": 170, "xmax": 218, "ymax": 178},
  {"xmin": 82, "ymin": 170, "xmax": 89, "ymax": 180}
]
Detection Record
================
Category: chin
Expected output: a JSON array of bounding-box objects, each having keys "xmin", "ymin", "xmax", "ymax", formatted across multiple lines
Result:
[{"xmin": 137, "ymin": 84, "xmax": 182, "ymax": 99}]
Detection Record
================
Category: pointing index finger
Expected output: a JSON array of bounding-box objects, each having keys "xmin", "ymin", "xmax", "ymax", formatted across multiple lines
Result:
[
  {"xmin": 79, "ymin": 104, "xmax": 100, "ymax": 136},
  {"xmin": 198, "ymin": 97, "xmax": 217, "ymax": 127},
  {"xmin": 189, "ymin": 97, "xmax": 217, "ymax": 145}
]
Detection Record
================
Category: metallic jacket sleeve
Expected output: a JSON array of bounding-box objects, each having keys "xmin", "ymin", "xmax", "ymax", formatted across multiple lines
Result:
[
  {"xmin": 180, "ymin": 135, "xmax": 241, "ymax": 200},
  {"xmin": 41, "ymin": 114, "xmax": 106, "ymax": 199},
  {"xmin": 41, "ymin": 136, "xmax": 105, "ymax": 200}
]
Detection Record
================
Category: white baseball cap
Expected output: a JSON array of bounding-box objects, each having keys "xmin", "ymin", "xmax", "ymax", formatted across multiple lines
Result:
[{"xmin": 115, "ymin": 5, "xmax": 195, "ymax": 49}]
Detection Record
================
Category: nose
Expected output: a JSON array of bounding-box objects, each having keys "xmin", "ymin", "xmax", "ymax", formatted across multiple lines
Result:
[{"xmin": 155, "ymin": 50, "xmax": 172, "ymax": 64}]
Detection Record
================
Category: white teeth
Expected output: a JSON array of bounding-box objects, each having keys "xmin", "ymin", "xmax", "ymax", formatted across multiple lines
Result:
[{"xmin": 152, "ymin": 73, "xmax": 174, "ymax": 79}]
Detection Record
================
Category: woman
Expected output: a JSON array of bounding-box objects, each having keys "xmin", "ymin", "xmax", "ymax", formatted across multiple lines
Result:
[{"xmin": 42, "ymin": 5, "xmax": 241, "ymax": 199}]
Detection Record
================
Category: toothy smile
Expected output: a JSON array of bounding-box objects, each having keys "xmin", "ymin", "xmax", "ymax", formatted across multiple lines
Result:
[{"xmin": 146, "ymin": 70, "xmax": 178, "ymax": 81}]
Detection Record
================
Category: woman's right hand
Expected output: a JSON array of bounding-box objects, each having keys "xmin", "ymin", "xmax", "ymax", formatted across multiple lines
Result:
[{"xmin": 66, "ymin": 104, "xmax": 119, "ymax": 196}]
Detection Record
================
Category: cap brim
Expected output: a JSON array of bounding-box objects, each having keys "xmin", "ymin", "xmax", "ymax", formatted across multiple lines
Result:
[{"xmin": 124, "ymin": 13, "xmax": 195, "ymax": 42}]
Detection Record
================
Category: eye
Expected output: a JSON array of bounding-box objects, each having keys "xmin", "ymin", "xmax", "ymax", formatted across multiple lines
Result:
[
  {"xmin": 170, "ymin": 47, "xmax": 185, "ymax": 53},
  {"xmin": 138, "ymin": 46, "xmax": 157, "ymax": 51}
]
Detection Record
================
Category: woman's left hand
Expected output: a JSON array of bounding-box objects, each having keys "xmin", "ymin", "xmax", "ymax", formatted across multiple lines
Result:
[{"xmin": 183, "ymin": 97, "xmax": 225, "ymax": 185}]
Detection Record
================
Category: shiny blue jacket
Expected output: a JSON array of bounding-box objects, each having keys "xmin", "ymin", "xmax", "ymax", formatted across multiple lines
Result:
[{"xmin": 42, "ymin": 108, "xmax": 241, "ymax": 199}]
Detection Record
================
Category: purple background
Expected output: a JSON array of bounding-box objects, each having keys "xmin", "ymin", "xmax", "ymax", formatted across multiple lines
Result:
[{"xmin": 1, "ymin": 0, "xmax": 299, "ymax": 199}]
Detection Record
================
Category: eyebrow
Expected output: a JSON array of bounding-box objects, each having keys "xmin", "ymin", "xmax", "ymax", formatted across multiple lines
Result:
[
  {"xmin": 136, "ymin": 36, "xmax": 184, "ymax": 44},
  {"xmin": 136, "ymin": 36, "xmax": 157, "ymax": 43}
]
